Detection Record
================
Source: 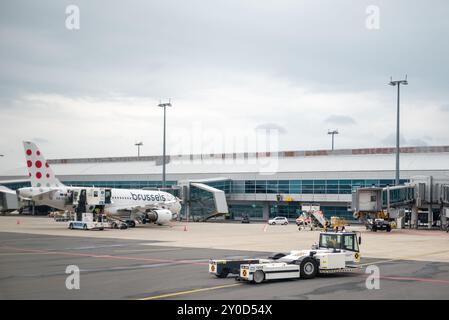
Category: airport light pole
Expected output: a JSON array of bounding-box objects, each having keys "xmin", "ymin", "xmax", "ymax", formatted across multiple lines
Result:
[
  {"xmin": 389, "ymin": 76, "xmax": 408, "ymax": 186},
  {"xmin": 327, "ymin": 129, "xmax": 339, "ymax": 150},
  {"xmin": 158, "ymin": 100, "xmax": 172, "ymax": 189},
  {"xmin": 134, "ymin": 141, "xmax": 143, "ymax": 157}
]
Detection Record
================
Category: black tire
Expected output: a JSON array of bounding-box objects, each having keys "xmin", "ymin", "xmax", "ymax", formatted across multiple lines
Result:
[
  {"xmin": 253, "ymin": 270, "xmax": 265, "ymax": 284},
  {"xmin": 99, "ymin": 227, "xmax": 104, "ymax": 231},
  {"xmin": 271, "ymin": 222, "xmax": 276, "ymax": 225},
  {"xmin": 215, "ymin": 269, "xmax": 229, "ymax": 278},
  {"xmin": 299, "ymin": 257, "xmax": 318, "ymax": 279},
  {"xmin": 112, "ymin": 222, "xmax": 118, "ymax": 229},
  {"xmin": 83, "ymin": 224, "xmax": 87, "ymax": 230},
  {"xmin": 68, "ymin": 223, "xmax": 73, "ymax": 230},
  {"xmin": 126, "ymin": 220, "xmax": 136, "ymax": 228},
  {"xmin": 386, "ymin": 226, "xmax": 391, "ymax": 232}
]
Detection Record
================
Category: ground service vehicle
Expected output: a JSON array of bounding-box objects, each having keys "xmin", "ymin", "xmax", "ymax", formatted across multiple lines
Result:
[
  {"xmin": 241, "ymin": 214, "xmax": 250, "ymax": 223},
  {"xmin": 209, "ymin": 231, "xmax": 362, "ymax": 284},
  {"xmin": 366, "ymin": 218, "xmax": 391, "ymax": 232},
  {"xmin": 68, "ymin": 212, "xmax": 105, "ymax": 231}
]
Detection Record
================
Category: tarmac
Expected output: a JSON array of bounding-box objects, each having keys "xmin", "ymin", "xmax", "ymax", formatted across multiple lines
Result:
[
  {"xmin": 0, "ymin": 216, "xmax": 449, "ymax": 299},
  {"xmin": 1, "ymin": 231, "xmax": 449, "ymax": 300},
  {"xmin": 1, "ymin": 216, "xmax": 448, "ymax": 262}
]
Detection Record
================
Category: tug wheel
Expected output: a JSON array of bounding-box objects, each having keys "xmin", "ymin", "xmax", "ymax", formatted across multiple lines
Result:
[
  {"xmin": 299, "ymin": 257, "xmax": 318, "ymax": 279},
  {"xmin": 253, "ymin": 270, "xmax": 265, "ymax": 284}
]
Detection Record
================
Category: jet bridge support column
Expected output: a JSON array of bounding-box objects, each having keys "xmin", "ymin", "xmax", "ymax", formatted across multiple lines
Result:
[
  {"xmin": 440, "ymin": 204, "xmax": 447, "ymax": 228},
  {"xmin": 411, "ymin": 205, "xmax": 418, "ymax": 229},
  {"xmin": 428, "ymin": 205, "xmax": 433, "ymax": 229},
  {"xmin": 428, "ymin": 179, "xmax": 433, "ymax": 229},
  {"xmin": 263, "ymin": 202, "xmax": 269, "ymax": 221}
]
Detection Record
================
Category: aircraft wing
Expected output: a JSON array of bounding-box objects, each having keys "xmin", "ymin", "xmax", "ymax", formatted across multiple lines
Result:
[
  {"xmin": 30, "ymin": 189, "xmax": 59, "ymax": 200},
  {"xmin": 0, "ymin": 185, "xmax": 17, "ymax": 195}
]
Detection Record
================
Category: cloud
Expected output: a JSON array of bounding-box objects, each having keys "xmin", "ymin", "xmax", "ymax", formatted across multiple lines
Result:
[
  {"xmin": 1, "ymin": 1, "xmax": 449, "ymax": 173},
  {"xmin": 255, "ymin": 123, "xmax": 287, "ymax": 134},
  {"xmin": 381, "ymin": 134, "xmax": 429, "ymax": 147},
  {"xmin": 324, "ymin": 115, "xmax": 356, "ymax": 126},
  {"xmin": 32, "ymin": 137, "xmax": 49, "ymax": 144}
]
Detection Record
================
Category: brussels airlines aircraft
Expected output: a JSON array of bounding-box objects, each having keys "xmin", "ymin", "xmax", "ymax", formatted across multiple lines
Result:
[{"xmin": 9, "ymin": 141, "xmax": 181, "ymax": 225}]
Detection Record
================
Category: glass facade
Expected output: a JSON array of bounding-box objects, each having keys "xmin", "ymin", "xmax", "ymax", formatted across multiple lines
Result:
[
  {"xmin": 2, "ymin": 181, "xmax": 30, "ymax": 190},
  {"xmin": 230, "ymin": 179, "xmax": 408, "ymax": 195},
  {"xmin": 269, "ymin": 203, "xmax": 301, "ymax": 219},
  {"xmin": 62, "ymin": 180, "xmax": 177, "ymax": 189},
  {"xmin": 229, "ymin": 204, "xmax": 264, "ymax": 219},
  {"xmin": 204, "ymin": 180, "xmax": 231, "ymax": 194},
  {"xmin": 382, "ymin": 186, "xmax": 415, "ymax": 206},
  {"xmin": 228, "ymin": 203, "xmax": 353, "ymax": 221}
]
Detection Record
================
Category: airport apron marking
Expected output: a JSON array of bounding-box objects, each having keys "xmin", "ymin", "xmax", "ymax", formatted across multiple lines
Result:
[
  {"xmin": 0, "ymin": 245, "xmax": 208, "ymax": 266},
  {"xmin": 139, "ymin": 283, "xmax": 242, "ymax": 300}
]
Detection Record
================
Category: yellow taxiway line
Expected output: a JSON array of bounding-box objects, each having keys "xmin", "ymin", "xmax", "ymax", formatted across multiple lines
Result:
[
  {"xmin": 139, "ymin": 283, "xmax": 242, "ymax": 300},
  {"xmin": 141, "ymin": 248, "xmax": 449, "ymax": 300}
]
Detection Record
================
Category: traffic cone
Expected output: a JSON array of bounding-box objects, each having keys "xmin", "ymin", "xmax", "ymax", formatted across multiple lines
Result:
[{"xmin": 16, "ymin": 219, "xmax": 20, "ymax": 225}]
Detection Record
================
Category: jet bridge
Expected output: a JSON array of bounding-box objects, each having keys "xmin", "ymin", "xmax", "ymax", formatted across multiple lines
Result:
[
  {"xmin": 178, "ymin": 178, "xmax": 230, "ymax": 221},
  {"xmin": 0, "ymin": 186, "xmax": 19, "ymax": 212},
  {"xmin": 352, "ymin": 175, "xmax": 449, "ymax": 229}
]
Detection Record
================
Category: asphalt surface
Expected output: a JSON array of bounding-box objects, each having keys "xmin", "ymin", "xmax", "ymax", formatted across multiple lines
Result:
[{"xmin": 0, "ymin": 232, "xmax": 448, "ymax": 300}]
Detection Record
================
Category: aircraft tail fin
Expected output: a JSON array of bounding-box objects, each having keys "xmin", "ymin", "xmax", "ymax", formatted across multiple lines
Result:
[{"xmin": 23, "ymin": 141, "xmax": 63, "ymax": 188}]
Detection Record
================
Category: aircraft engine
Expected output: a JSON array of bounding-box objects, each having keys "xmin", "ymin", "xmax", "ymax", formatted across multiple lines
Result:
[{"xmin": 146, "ymin": 209, "xmax": 173, "ymax": 224}]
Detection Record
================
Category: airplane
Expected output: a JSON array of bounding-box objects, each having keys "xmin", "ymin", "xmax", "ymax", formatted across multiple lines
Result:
[{"xmin": 0, "ymin": 141, "xmax": 182, "ymax": 225}]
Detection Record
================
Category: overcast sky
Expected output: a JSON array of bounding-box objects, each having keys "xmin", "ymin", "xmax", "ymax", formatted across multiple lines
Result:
[{"xmin": 1, "ymin": 0, "xmax": 448, "ymax": 173}]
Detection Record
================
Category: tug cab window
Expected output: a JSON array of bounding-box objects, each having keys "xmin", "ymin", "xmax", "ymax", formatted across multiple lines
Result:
[
  {"xmin": 319, "ymin": 234, "xmax": 342, "ymax": 249},
  {"xmin": 342, "ymin": 234, "xmax": 359, "ymax": 252}
]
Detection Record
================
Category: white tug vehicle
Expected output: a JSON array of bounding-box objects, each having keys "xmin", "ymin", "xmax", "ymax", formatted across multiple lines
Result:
[{"xmin": 209, "ymin": 231, "xmax": 362, "ymax": 284}]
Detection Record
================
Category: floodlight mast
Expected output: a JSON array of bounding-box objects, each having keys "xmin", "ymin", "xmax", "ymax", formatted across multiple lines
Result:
[
  {"xmin": 389, "ymin": 75, "xmax": 408, "ymax": 186},
  {"xmin": 327, "ymin": 129, "xmax": 339, "ymax": 150},
  {"xmin": 158, "ymin": 99, "xmax": 172, "ymax": 189},
  {"xmin": 134, "ymin": 141, "xmax": 143, "ymax": 157}
]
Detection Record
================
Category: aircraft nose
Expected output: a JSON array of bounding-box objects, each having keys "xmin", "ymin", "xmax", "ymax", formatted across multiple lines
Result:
[{"xmin": 172, "ymin": 201, "xmax": 181, "ymax": 214}]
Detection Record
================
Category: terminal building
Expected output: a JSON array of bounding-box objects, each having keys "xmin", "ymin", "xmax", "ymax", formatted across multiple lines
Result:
[{"xmin": 1, "ymin": 146, "xmax": 449, "ymax": 221}]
